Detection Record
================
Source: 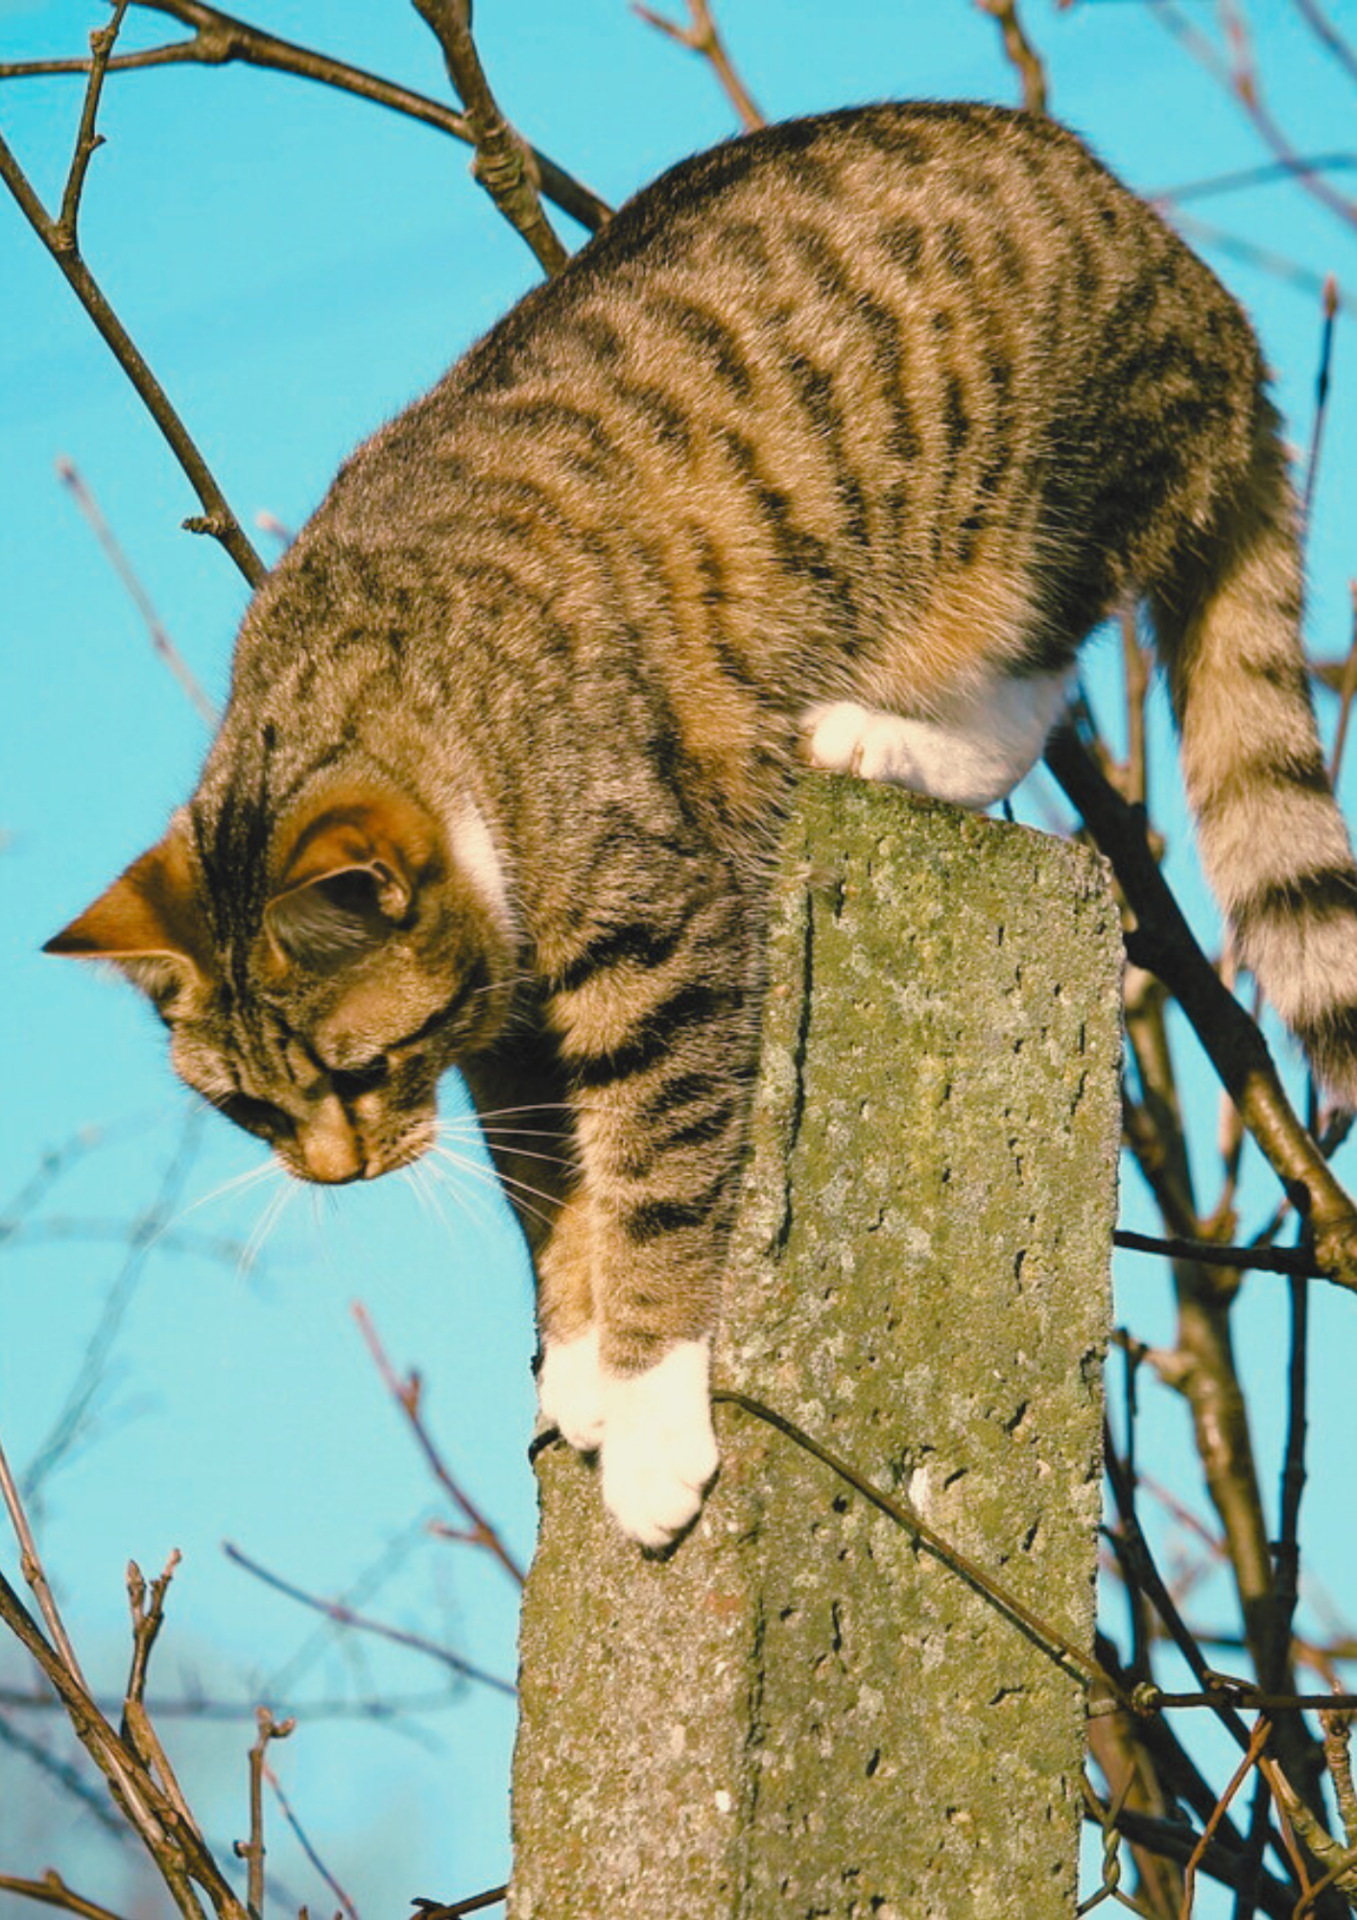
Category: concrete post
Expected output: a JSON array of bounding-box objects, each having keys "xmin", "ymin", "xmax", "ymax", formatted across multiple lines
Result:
[{"xmin": 510, "ymin": 779, "xmax": 1121, "ymax": 1920}]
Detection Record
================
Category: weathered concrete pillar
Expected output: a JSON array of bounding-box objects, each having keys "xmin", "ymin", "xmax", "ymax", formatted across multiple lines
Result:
[{"xmin": 510, "ymin": 778, "xmax": 1121, "ymax": 1920}]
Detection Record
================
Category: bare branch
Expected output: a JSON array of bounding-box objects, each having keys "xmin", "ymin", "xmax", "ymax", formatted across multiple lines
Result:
[
  {"xmin": 632, "ymin": 0, "xmax": 764, "ymax": 131},
  {"xmin": 411, "ymin": 0, "xmax": 568, "ymax": 276},
  {"xmin": 57, "ymin": 2, "xmax": 132, "ymax": 247},
  {"xmin": 352, "ymin": 1303, "xmax": 525, "ymax": 1588},
  {"xmin": 0, "ymin": 1872, "xmax": 128, "ymax": 1920},
  {"xmin": 260, "ymin": 1752, "xmax": 357, "ymax": 1920},
  {"xmin": 1150, "ymin": 0, "xmax": 1357, "ymax": 237},
  {"xmin": 411, "ymin": 1889, "xmax": 507, "ymax": 1918},
  {"xmin": 1153, "ymin": 152, "xmax": 1357, "ymax": 206},
  {"xmin": 0, "ymin": 123, "xmax": 265, "ymax": 587},
  {"xmin": 974, "ymin": 0, "xmax": 1049, "ymax": 115},
  {"xmin": 1292, "ymin": 0, "xmax": 1357, "ymax": 90},
  {"xmin": 222, "ymin": 1543, "xmax": 517, "ymax": 1698},
  {"xmin": 230, "ymin": 1708, "xmax": 296, "ymax": 1918},
  {"xmin": 1045, "ymin": 727, "xmax": 1357, "ymax": 1289},
  {"xmin": 1181, "ymin": 1717, "xmax": 1272, "ymax": 1915},
  {"xmin": 0, "ymin": 0, "xmax": 611, "ymax": 235},
  {"xmin": 56, "ymin": 460, "xmax": 218, "ymax": 727},
  {"xmin": 1301, "ymin": 276, "xmax": 1340, "ymax": 530}
]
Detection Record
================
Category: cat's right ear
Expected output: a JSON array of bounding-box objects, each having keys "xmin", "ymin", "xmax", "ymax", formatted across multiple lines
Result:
[{"xmin": 44, "ymin": 818, "xmax": 211, "ymax": 1006}]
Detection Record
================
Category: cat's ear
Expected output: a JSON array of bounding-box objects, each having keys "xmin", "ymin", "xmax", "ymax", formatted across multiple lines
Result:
[
  {"xmin": 266, "ymin": 790, "xmax": 437, "ymax": 973},
  {"xmin": 44, "ymin": 816, "xmax": 211, "ymax": 1004}
]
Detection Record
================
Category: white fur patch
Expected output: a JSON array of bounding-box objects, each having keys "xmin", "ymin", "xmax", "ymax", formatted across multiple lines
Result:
[
  {"xmin": 803, "ymin": 674, "xmax": 1068, "ymax": 809},
  {"xmin": 537, "ymin": 1326, "xmax": 606, "ymax": 1451},
  {"xmin": 448, "ymin": 799, "xmax": 512, "ymax": 930},
  {"xmin": 599, "ymin": 1338, "xmax": 719, "ymax": 1549}
]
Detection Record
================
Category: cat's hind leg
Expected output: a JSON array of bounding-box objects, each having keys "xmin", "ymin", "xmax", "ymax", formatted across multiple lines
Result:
[{"xmin": 804, "ymin": 670, "xmax": 1069, "ymax": 809}]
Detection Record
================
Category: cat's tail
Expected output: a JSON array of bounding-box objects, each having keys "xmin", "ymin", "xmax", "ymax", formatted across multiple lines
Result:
[{"xmin": 1151, "ymin": 407, "xmax": 1357, "ymax": 1107}]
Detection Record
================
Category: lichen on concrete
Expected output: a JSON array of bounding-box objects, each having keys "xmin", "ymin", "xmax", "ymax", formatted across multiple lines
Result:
[{"xmin": 510, "ymin": 779, "xmax": 1122, "ymax": 1919}]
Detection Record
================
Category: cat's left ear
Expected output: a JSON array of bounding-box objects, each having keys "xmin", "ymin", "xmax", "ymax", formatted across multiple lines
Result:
[
  {"xmin": 44, "ymin": 814, "xmax": 211, "ymax": 1003},
  {"xmin": 266, "ymin": 790, "xmax": 437, "ymax": 973}
]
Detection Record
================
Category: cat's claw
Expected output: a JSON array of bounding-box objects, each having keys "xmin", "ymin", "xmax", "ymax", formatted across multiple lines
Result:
[
  {"xmin": 599, "ymin": 1338, "xmax": 719, "ymax": 1549},
  {"xmin": 537, "ymin": 1326, "xmax": 606, "ymax": 1451}
]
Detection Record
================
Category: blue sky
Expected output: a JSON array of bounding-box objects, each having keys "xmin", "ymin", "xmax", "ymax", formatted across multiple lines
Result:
[{"xmin": 3, "ymin": 3, "xmax": 1357, "ymax": 1913}]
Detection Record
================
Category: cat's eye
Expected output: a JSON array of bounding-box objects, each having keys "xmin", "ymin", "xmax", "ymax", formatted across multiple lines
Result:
[
  {"xmin": 216, "ymin": 1092, "xmax": 296, "ymax": 1141},
  {"xmin": 330, "ymin": 1055, "xmax": 391, "ymax": 1100}
]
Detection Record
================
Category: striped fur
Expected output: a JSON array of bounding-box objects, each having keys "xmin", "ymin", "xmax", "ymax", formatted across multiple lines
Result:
[{"xmin": 48, "ymin": 104, "xmax": 1357, "ymax": 1541}]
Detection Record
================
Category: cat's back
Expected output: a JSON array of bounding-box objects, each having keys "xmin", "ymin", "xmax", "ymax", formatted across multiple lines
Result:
[{"xmin": 336, "ymin": 100, "xmax": 1259, "ymax": 611}]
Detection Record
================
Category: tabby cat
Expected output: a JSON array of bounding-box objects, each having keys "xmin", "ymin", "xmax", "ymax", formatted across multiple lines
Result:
[{"xmin": 48, "ymin": 104, "xmax": 1357, "ymax": 1547}]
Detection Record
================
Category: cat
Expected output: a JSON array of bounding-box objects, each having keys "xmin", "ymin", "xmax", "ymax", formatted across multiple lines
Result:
[{"xmin": 47, "ymin": 102, "xmax": 1357, "ymax": 1548}]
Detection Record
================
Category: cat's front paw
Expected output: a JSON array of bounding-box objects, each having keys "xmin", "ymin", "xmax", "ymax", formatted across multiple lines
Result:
[
  {"xmin": 537, "ymin": 1326, "xmax": 606, "ymax": 1451},
  {"xmin": 599, "ymin": 1339, "xmax": 719, "ymax": 1549},
  {"xmin": 804, "ymin": 701, "xmax": 925, "ymax": 786}
]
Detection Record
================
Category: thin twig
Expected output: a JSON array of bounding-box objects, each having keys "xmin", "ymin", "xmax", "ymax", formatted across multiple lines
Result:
[
  {"xmin": 1170, "ymin": 213, "xmax": 1352, "ymax": 313},
  {"xmin": 23, "ymin": 1109, "xmax": 208, "ymax": 1502},
  {"xmin": 1292, "ymin": 0, "xmax": 1357, "ymax": 90},
  {"xmin": 352, "ymin": 1303, "xmax": 525, "ymax": 1588},
  {"xmin": 1044, "ymin": 727, "xmax": 1357, "ymax": 1289},
  {"xmin": 1181, "ymin": 1719, "xmax": 1272, "ymax": 1918},
  {"xmin": 0, "ymin": 1564, "xmax": 241, "ymax": 1916},
  {"xmin": 261, "ymin": 1757, "xmax": 358, "ymax": 1920},
  {"xmin": 1154, "ymin": 153, "xmax": 1357, "ymax": 206},
  {"xmin": 56, "ymin": 459, "xmax": 218, "ymax": 726},
  {"xmin": 0, "ymin": 61, "xmax": 265, "ymax": 587},
  {"xmin": 1114, "ymin": 1231, "xmax": 1329, "ymax": 1280},
  {"xmin": 222, "ymin": 1543, "xmax": 517, "ymax": 1698},
  {"xmin": 57, "ymin": 2, "xmax": 132, "ymax": 246},
  {"xmin": 0, "ymin": 0, "xmax": 611, "ymax": 235},
  {"xmin": 632, "ymin": 0, "xmax": 764, "ymax": 130},
  {"xmin": 0, "ymin": 1710, "xmax": 131, "ymax": 1836},
  {"xmin": 1300, "ymin": 277, "xmax": 1339, "ymax": 532},
  {"xmin": 411, "ymin": 0, "xmax": 568, "ymax": 276},
  {"xmin": 411, "ymin": 1888, "xmax": 507, "ymax": 1918},
  {"xmin": 975, "ymin": 0, "xmax": 1049, "ymax": 115},
  {"xmin": 1104, "ymin": 1805, "xmax": 1296, "ymax": 1916},
  {"xmin": 690, "ymin": 1392, "xmax": 1133, "ymax": 1706},
  {"xmin": 0, "ymin": 1873, "xmax": 129, "ymax": 1920},
  {"xmin": 0, "ymin": 1429, "xmax": 87, "ymax": 1683},
  {"xmin": 1150, "ymin": 1, "xmax": 1357, "ymax": 237},
  {"xmin": 233, "ymin": 1709, "xmax": 295, "ymax": 1918},
  {"xmin": 0, "ymin": 1684, "xmax": 471, "ymax": 1723}
]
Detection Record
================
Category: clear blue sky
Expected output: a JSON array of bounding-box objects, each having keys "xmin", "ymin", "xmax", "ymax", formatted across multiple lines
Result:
[{"xmin": 3, "ymin": 3, "xmax": 1356, "ymax": 1913}]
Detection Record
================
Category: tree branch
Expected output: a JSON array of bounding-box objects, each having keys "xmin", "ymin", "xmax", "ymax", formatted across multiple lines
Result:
[
  {"xmin": 975, "ymin": 0, "xmax": 1049, "ymax": 115},
  {"xmin": 0, "ymin": 21, "xmax": 265, "ymax": 588},
  {"xmin": 411, "ymin": 0, "xmax": 569, "ymax": 276},
  {"xmin": 632, "ymin": 0, "xmax": 765, "ymax": 131},
  {"xmin": 1044, "ymin": 726, "xmax": 1357, "ymax": 1288},
  {"xmin": 0, "ymin": 0, "xmax": 611, "ymax": 235}
]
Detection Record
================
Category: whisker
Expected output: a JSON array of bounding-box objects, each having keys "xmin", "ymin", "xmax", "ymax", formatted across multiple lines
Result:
[
  {"xmin": 238, "ymin": 1178, "xmax": 296, "ymax": 1281},
  {"xmin": 427, "ymin": 1146, "xmax": 558, "ymax": 1229},
  {"xmin": 403, "ymin": 1161, "xmax": 462, "ymax": 1242},
  {"xmin": 158, "ymin": 1158, "xmax": 281, "ymax": 1236},
  {"xmin": 452, "ymin": 1102, "xmax": 579, "ymax": 1121},
  {"xmin": 423, "ymin": 1139, "xmax": 510, "ymax": 1226},
  {"xmin": 423, "ymin": 1159, "xmax": 483, "ymax": 1241},
  {"xmin": 436, "ymin": 1124, "xmax": 578, "ymax": 1172}
]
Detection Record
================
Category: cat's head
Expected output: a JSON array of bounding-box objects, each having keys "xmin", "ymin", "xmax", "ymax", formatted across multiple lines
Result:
[{"xmin": 45, "ymin": 780, "xmax": 516, "ymax": 1184}]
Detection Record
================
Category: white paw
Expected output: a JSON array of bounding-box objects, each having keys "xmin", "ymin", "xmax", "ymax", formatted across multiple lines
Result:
[
  {"xmin": 804, "ymin": 702, "xmax": 926, "ymax": 787},
  {"xmin": 537, "ymin": 1327, "xmax": 606, "ymax": 1451},
  {"xmin": 598, "ymin": 1339, "xmax": 719, "ymax": 1549}
]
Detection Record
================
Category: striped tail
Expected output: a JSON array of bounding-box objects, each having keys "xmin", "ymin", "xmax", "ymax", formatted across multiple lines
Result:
[{"xmin": 1151, "ymin": 412, "xmax": 1357, "ymax": 1107}]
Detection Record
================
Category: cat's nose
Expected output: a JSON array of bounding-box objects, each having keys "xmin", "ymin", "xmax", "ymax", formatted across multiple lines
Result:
[{"xmin": 297, "ymin": 1102, "xmax": 364, "ymax": 1183}]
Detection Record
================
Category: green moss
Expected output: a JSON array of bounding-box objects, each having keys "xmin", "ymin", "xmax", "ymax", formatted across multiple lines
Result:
[{"xmin": 511, "ymin": 781, "xmax": 1120, "ymax": 1920}]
